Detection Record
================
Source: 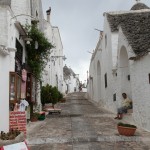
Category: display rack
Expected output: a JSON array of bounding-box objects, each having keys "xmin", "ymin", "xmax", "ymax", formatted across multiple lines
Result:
[
  {"xmin": 26, "ymin": 73, "xmax": 36, "ymax": 103},
  {"xmin": 9, "ymin": 72, "xmax": 21, "ymax": 110}
]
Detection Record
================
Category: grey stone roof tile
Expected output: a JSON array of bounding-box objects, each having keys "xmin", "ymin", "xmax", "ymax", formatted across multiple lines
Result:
[
  {"xmin": 107, "ymin": 11, "xmax": 150, "ymax": 56},
  {"xmin": 63, "ymin": 65, "xmax": 75, "ymax": 78}
]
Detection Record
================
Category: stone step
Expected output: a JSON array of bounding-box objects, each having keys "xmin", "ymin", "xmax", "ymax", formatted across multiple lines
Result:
[
  {"xmin": 122, "ymin": 112, "xmax": 135, "ymax": 125},
  {"xmin": 127, "ymin": 109, "xmax": 133, "ymax": 113}
]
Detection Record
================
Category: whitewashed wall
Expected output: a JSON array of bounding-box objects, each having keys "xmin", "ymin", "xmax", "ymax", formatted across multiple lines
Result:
[
  {"xmin": 0, "ymin": 5, "xmax": 15, "ymax": 132},
  {"xmin": 0, "ymin": 54, "xmax": 9, "ymax": 132},
  {"xmin": 0, "ymin": 0, "xmax": 46, "ymax": 132},
  {"xmin": 43, "ymin": 16, "xmax": 64, "ymax": 94},
  {"xmin": 88, "ymin": 16, "xmax": 119, "ymax": 112},
  {"xmin": 117, "ymin": 27, "xmax": 150, "ymax": 131},
  {"xmin": 62, "ymin": 80, "xmax": 67, "ymax": 94},
  {"xmin": 11, "ymin": 0, "xmax": 31, "ymax": 26},
  {"xmin": 130, "ymin": 55, "xmax": 150, "ymax": 131},
  {"xmin": 31, "ymin": 0, "xmax": 44, "ymax": 31},
  {"xmin": 88, "ymin": 17, "xmax": 132, "ymax": 112},
  {"xmin": 42, "ymin": 19, "xmax": 53, "ymax": 86},
  {"xmin": 68, "ymin": 75, "xmax": 76, "ymax": 93},
  {"xmin": 87, "ymin": 12, "xmax": 150, "ymax": 131},
  {"xmin": 52, "ymin": 27, "xmax": 64, "ymax": 93}
]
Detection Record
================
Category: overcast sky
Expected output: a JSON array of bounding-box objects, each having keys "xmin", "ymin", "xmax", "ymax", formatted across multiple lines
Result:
[{"xmin": 42, "ymin": 0, "xmax": 150, "ymax": 82}]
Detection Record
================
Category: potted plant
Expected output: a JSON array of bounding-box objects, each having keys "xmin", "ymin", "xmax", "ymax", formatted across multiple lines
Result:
[
  {"xmin": 31, "ymin": 112, "xmax": 40, "ymax": 122},
  {"xmin": 0, "ymin": 129, "xmax": 24, "ymax": 147},
  {"xmin": 51, "ymin": 87, "xmax": 59, "ymax": 108},
  {"xmin": 60, "ymin": 98, "xmax": 66, "ymax": 103},
  {"xmin": 38, "ymin": 112, "xmax": 46, "ymax": 121},
  {"xmin": 117, "ymin": 122, "xmax": 137, "ymax": 136},
  {"xmin": 41, "ymin": 84, "xmax": 53, "ymax": 106},
  {"xmin": 58, "ymin": 92, "xmax": 65, "ymax": 103}
]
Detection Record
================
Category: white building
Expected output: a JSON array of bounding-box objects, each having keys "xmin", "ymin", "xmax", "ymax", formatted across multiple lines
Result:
[
  {"xmin": 63, "ymin": 65, "xmax": 79, "ymax": 93},
  {"xmin": 87, "ymin": 2, "xmax": 150, "ymax": 131},
  {"xmin": 0, "ymin": 0, "xmax": 45, "ymax": 132},
  {"xmin": 42, "ymin": 8, "xmax": 64, "ymax": 94}
]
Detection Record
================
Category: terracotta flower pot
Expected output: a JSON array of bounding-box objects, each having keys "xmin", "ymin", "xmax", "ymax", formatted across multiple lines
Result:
[
  {"xmin": 117, "ymin": 125, "xmax": 136, "ymax": 136},
  {"xmin": 60, "ymin": 98, "xmax": 66, "ymax": 103},
  {"xmin": 30, "ymin": 117, "xmax": 38, "ymax": 122}
]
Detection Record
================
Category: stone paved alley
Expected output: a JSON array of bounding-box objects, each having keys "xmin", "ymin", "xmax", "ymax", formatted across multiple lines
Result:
[{"xmin": 27, "ymin": 92, "xmax": 150, "ymax": 150}]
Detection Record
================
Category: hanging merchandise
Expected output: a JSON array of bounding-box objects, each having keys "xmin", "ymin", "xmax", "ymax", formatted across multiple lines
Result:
[{"xmin": 19, "ymin": 99, "xmax": 29, "ymax": 112}]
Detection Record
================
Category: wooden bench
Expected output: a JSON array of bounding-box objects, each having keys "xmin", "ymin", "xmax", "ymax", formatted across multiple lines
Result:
[{"xmin": 46, "ymin": 108, "xmax": 61, "ymax": 114}]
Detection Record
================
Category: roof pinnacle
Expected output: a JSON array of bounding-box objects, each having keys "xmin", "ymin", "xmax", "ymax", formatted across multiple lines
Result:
[{"xmin": 136, "ymin": 0, "xmax": 141, "ymax": 3}]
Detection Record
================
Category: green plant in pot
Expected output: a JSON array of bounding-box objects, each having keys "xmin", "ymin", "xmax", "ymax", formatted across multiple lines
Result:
[
  {"xmin": 31, "ymin": 112, "xmax": 40, "ymax": 122},
  {"xmin": 117, "ymin": 122, "xmax": 137, "ymax": 136},
  {"xmin": 41, "ymin": 84, "xmax": 63, "ymax": 108},
  {"xmin": 58, "ymin": 92, "xmax": 65, "ymax": 103},
  {"xmin": 51, "ymin": 87, "xmax": 59, "ymax": 108},
  {"xmin": 41, "ymin": 84, "xmax": 53, "ymax": 106}
]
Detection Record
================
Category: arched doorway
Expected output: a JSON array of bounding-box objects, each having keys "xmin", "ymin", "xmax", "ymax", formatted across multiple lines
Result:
[
  {"xmin": 97, "ymin": 61, "xmax": 101, "ymax": 102},
  {"xmin": 118, "ymin": 46, "xmax": 132, "ymax": 98}
]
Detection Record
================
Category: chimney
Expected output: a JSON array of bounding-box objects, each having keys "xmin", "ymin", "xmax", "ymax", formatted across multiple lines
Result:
[
  {"xmin": 100, "ymin": 31, "xmax": 103, "ymax": 39},
  {"xmin": 46, "ymin": 7, "xmax": 51, "ymax": 23}
]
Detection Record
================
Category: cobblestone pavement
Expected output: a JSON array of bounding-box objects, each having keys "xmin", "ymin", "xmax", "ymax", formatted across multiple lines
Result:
[{"xmin": 27, "ymin": 92, "xmax": 150, "ymax": 150}]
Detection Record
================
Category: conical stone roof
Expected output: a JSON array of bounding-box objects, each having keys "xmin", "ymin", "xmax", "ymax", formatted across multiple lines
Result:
[{"xmin": 131, "ymin": 2, "xmax": 149, "ymax": 10}]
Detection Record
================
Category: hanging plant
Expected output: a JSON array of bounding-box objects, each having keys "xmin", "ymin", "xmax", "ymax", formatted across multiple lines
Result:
[{"xmin": 25, "ymin": 25, "xmax": 54, "ymax": 79}]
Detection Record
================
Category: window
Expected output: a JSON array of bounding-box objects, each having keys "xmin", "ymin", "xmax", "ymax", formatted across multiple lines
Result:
[
  {"xmin": 36, "ymin": 10, "xmax": 38, "ymax": 17},
  {"xmin": 105, "ymin": 35, "xmax": 107, "ymax": 48},
  {"xmin": 105, "ymin": 73, "xmax": 107, "ymax": 88},
  {"xmin": 149, "ymin": 74, "xmax": 150, "ymax": 84},
  {"xmin": 15, "ymin": 39, "xmax": 23, "ymax": 75},
  {"xmin": 127, "ymin": 75, "xmax": 130, "ymax": 81},
  {"xmin": 113, "ymin": 93, "xmax": 116, "ymax": 101}
]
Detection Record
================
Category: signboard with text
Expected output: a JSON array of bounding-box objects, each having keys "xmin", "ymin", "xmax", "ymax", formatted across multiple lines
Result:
[{"xmin": 1, "ymin": 142, "xmax": 29, "ymax": 150}]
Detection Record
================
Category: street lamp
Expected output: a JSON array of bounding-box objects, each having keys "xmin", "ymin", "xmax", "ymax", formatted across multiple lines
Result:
[{"xmin": 50, "ymin": 55, "xmax": 67, "ymax": 61}]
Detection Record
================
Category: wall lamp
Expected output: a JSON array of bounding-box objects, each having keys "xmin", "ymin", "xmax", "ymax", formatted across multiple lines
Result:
[
  {"xmin": 15, "ymin": 21, "xmax": 32, "ymax": 45},
  {"xmin": 51, "ymin": 55, "xmax": 67, "ymax": 61},
  {"xmin": 19, "ymin": 34, "xmax": 38, "ymax": 48},
  {"xmin": 19, "ymin": 35, "xmax": 33, "ymax": 44}
]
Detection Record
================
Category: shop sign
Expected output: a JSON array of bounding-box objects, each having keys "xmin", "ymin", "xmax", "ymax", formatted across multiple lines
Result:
[{"xmin": 1, "ymin": 142, "xmax": 29, "ymax": 150}]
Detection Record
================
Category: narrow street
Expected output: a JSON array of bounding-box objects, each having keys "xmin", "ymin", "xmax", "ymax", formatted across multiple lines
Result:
[{"xmin": 27, "ymin": 92, "xmax": 150, "ymax": 150}]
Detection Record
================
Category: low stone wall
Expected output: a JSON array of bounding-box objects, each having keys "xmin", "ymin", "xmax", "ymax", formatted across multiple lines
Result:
[{"xmin": 0, "ymin": 132, "xmax": 24, "ymax": 147}]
